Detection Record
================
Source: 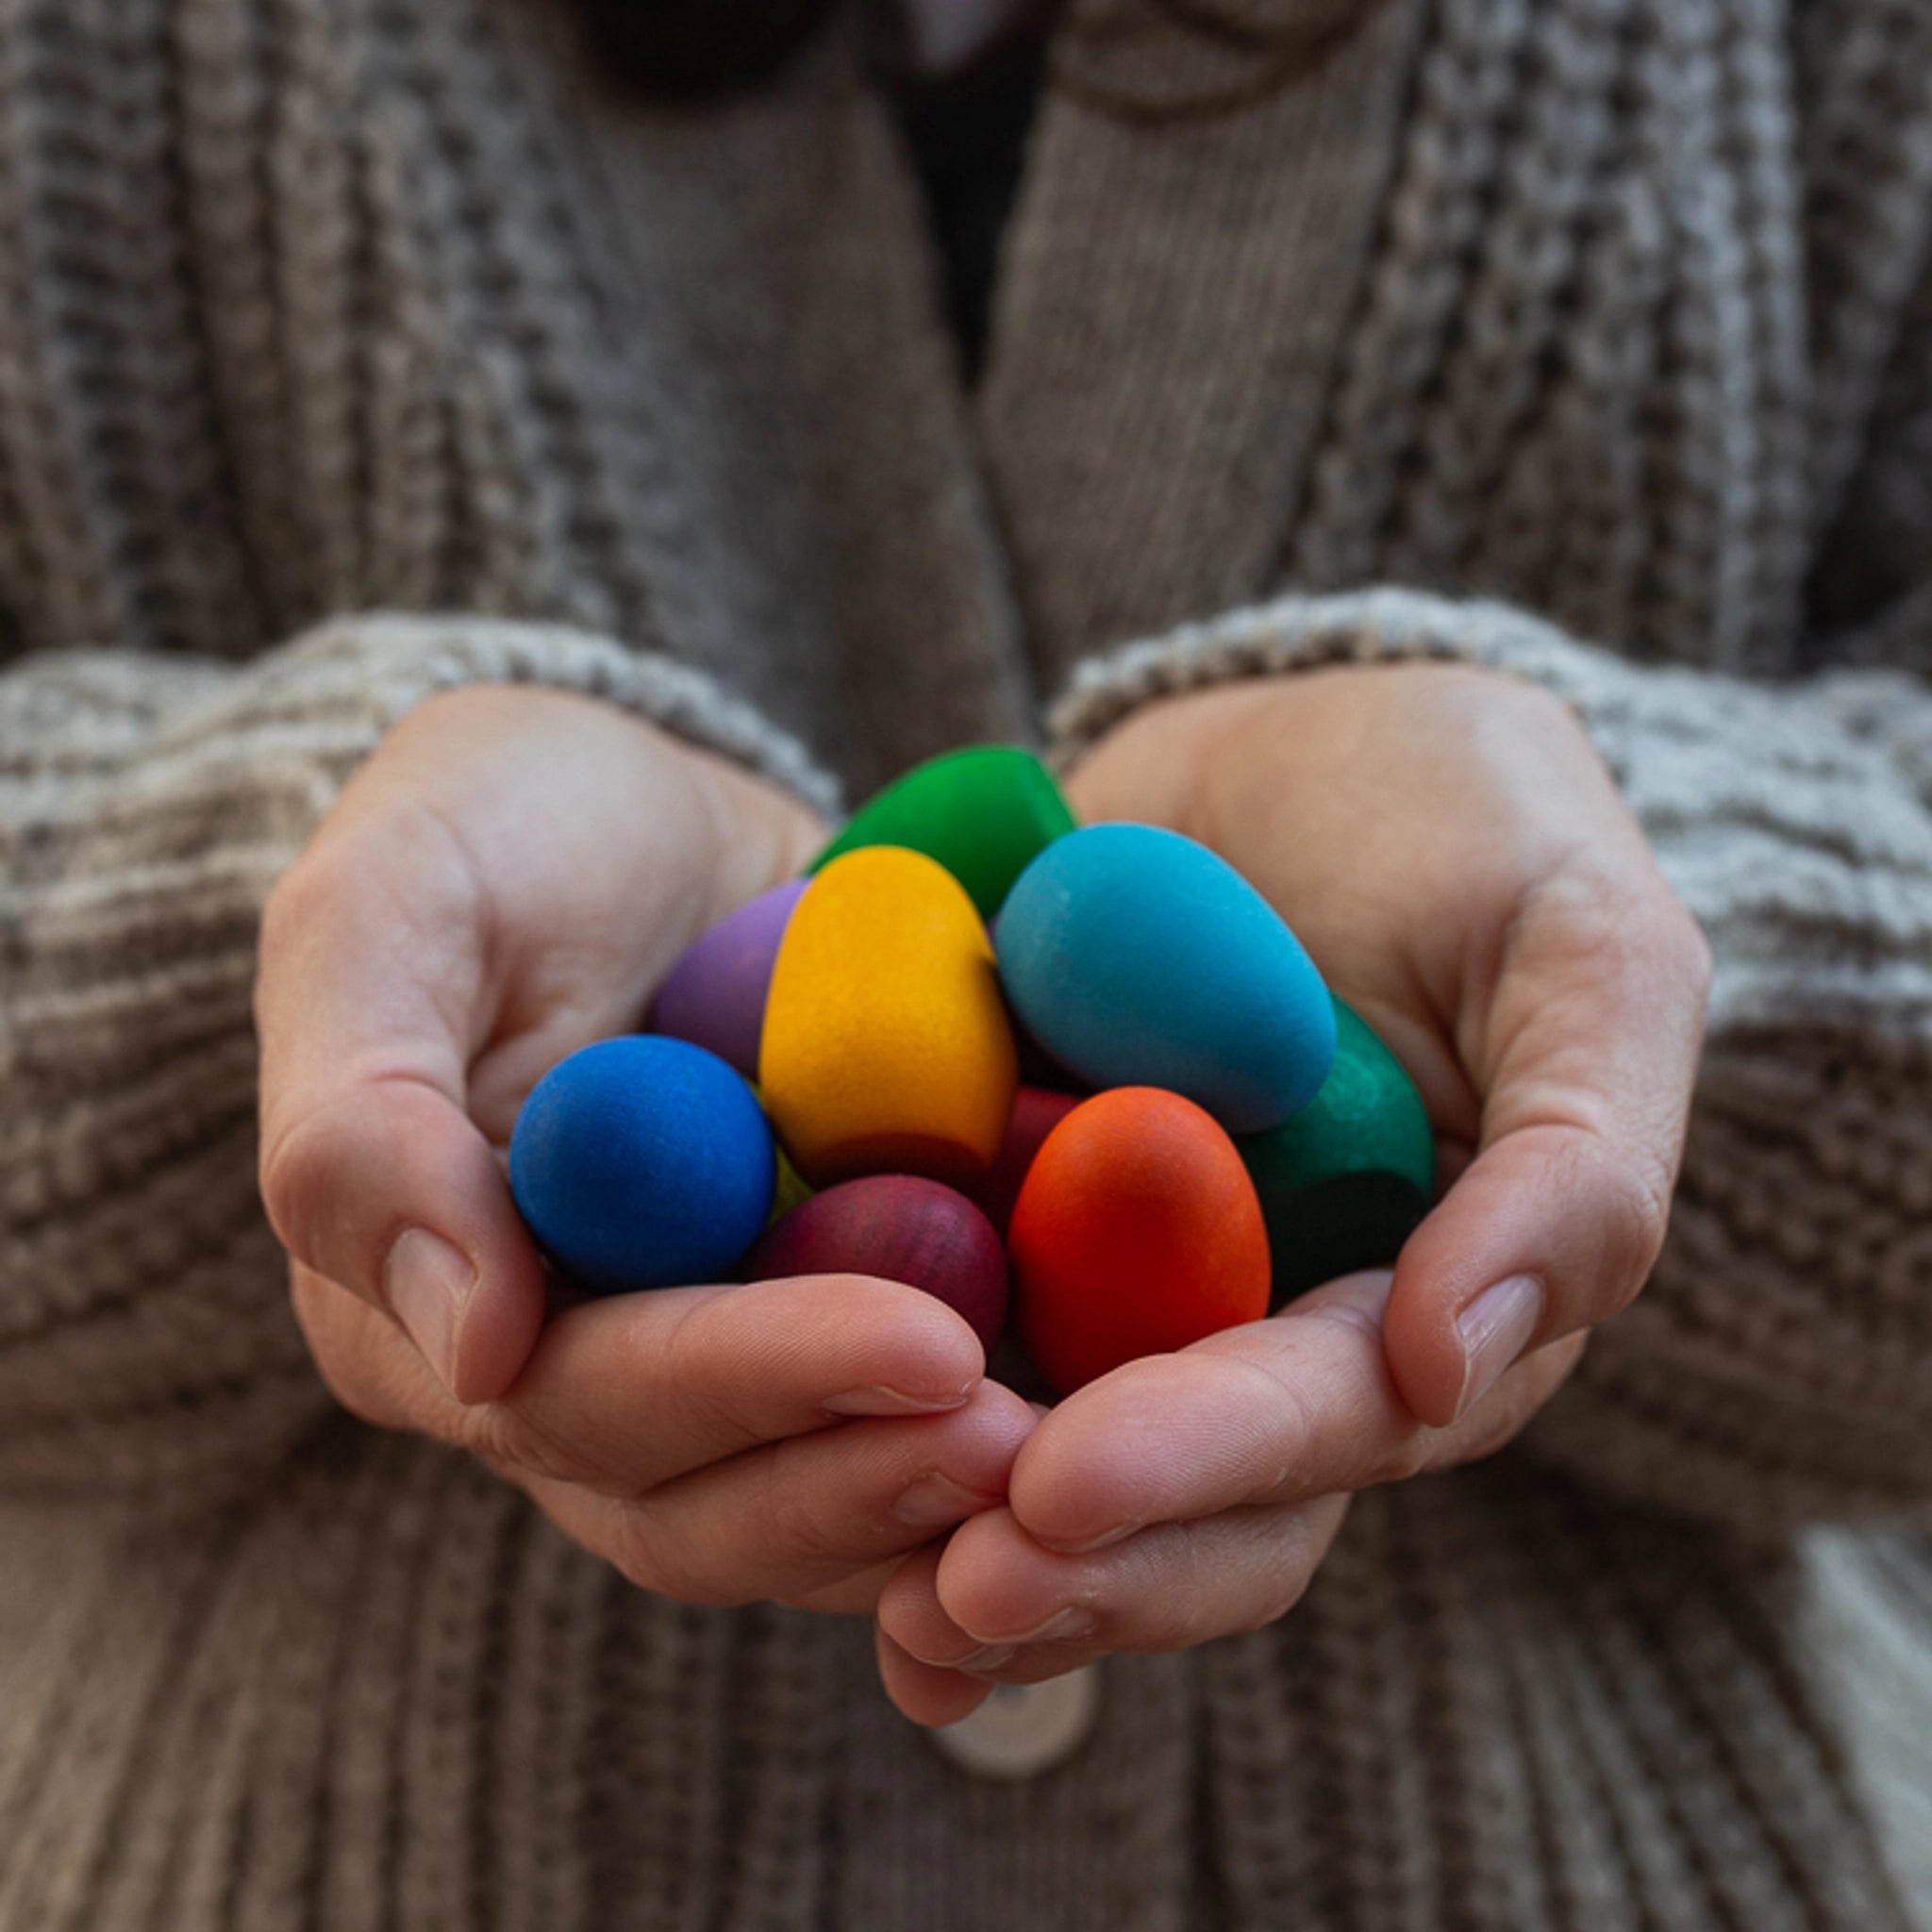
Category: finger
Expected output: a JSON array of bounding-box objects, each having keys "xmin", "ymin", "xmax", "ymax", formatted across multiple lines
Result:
[
  {"xmin": 788, "ymin": 1557, "xmax": 908, "ymax": 1617},
  {"xmin": 875, "ymin": 1624, "xmax": 994, "ymax": 1728},
  {"xmin": 258, "ymin": 806, "xmax": 544, "ymax": 1405},
  {"xmin": 887, "ymin": 1493, "xmax": 1352, "ymax": 1665},
  {"xmin": 501, "ymin": 1379, "xmax": 1035, "ymax": 1608},
  {"xmin": 878, "ymin": 1541, "xmax": 1029, "ymax": 1675},
  {"xmin": 293, "ymin": 1266, "xmax": 990, "ymax": 1494},
  {"xmin": 1385, "ymin": 857, "xmax": 1710, "ymax": 1426},
  {"xmin": 1002, "ymin": 1273, "xmax": 1583, "ymax": 1554}
]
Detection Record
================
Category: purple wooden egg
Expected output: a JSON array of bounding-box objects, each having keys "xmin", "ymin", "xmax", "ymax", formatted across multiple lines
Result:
[
  {"xmin": 648, "ymin": 878, "xmax": 808, "ymax": 1078},
  {"xmin": 744, "ymin": 1175, "xmax": 1008, "ymax": 1350}
]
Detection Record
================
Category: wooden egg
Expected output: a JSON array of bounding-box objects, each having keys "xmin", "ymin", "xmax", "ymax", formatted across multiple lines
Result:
[
  {"xmin": 996, "ymin": 824, "xmax": 1336, "ymax": 1134},
  {"xmin": 1009, "ymin": 1087, "xmax": 1270, "ymax": 1395},
  {"xmin": 508, "ymin": 1036, "xmax": 774, "ymax": 1292},
  {"xmin": 648, "ymin": 878, "xmax": 807, "ymax": 1078},
  {"xmin": 809, "ymin": 745, "xmax": 1077, "ymax": 920},
  {"xmin": 747, "ymin": 1081, "xmax": 815, "ymax": 1225},
  {"xmin": 959, "ymin": 1085, "xmax": 1080, "ymax": 1239},
  {"xmin": 1238, "ymin": 999, "xmax": 1435, "ymax": 1307},
  {"xmin": 759, "ymin": 846, "xmax": 1018, "ymax": 1187},
  {"xmin": 769, "ymin": 1136, "xmax": 814, "ymax": 1224},
  {"xmin": 744, "ymin": 1175, "xmax": 1008, "ymax": 1349}
]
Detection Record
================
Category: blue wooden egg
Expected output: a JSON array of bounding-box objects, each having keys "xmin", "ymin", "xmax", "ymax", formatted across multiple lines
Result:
[
  {"xmin": 996, "ymin": 824, "xmax": 1336, "ymax": 1134},
  {"xmin": 508, "ymin": 1035, "xmax": 775, "ymax": 1292}
]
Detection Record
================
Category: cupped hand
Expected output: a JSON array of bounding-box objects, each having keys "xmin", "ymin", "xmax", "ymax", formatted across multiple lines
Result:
[
  {"xmin": 877, "ymin": 661, "xmax": 1710, "ymax": 1719},
  {"xmin": 257, "ymin": 687, "xmax": 1032, "ymax": 1612}
]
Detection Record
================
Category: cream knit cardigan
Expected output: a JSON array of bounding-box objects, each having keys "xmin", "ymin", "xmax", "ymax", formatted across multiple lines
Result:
[{"xmin": 3, "ymin": 1, "xmax": 1931, "ymax": 1926}]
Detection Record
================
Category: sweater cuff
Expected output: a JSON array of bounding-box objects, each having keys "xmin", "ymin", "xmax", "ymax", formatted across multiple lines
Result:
[
  {"xmin": 208, "ymin": 610, "xmax": 845, "ymax": 821},
  {"xmin": 1048, "ymin": 587, "xmax": 1565, "ymax": 768}
]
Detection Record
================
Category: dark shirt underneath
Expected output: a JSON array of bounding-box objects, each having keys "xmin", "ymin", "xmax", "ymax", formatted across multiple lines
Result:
[{"xmin": 888, "ymin": 31, "xmax": 1046, "ymax": 385}]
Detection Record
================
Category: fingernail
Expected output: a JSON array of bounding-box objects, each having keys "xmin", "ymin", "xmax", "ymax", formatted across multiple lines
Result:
[
  {"xmin": 385, "ymin": 1228, "xmax": 475, "ymax": 1396},
  {"xmin": 1002, "ymin": 1606, "xmax": 1096, "ymax": 1645},
  {"xmin": 824, "ymin": 1385, "xmax": 973, "ymax": 1418},
  {"xmin": 892, "ymin": 1474, "xmax": 1000, "ymax": 1529},
  {"xmin": 906, "ymin": 1639, "xmax": 1015, "ymax": 1672},
  {"xmin": 1039, "ymin": 1520, "xmax": 1142, "ymax": 1556},
  {"xmin": 956, "ymin": 1644, "xmax": 1018, "ymax": 1674},
  {"xmin": 1455, "ymin": 1274, "xmax": 1545, "ymax": 1420}
]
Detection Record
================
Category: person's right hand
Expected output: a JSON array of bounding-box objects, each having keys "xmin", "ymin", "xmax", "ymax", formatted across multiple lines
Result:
[{"xmin": 256, "ymin": 686, "xmax": 1033, "ymax": 1613}]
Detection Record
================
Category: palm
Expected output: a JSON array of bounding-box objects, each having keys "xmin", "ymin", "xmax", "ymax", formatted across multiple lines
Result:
[{"xmin": 305, "ymin": 687, "xmax": 820, "ymax": 1148}]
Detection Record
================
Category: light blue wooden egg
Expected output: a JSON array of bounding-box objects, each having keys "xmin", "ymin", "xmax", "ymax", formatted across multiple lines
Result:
[
  {"xmin": 508, "ymin": 1035, "xmax": 774, "ymax": 1292},
  {"xmin": 996, "ymin": 824, "xmax": 1336, "ymax": 1134}
]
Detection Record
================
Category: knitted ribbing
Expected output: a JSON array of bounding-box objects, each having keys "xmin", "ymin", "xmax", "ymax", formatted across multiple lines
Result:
[
  {"xmin": 1795, "ymin": 0, "xmax": 1932, "ymax": 552},
  {"xmin": 1274, "ymin": 0, "xmax": 1930, "ymax": 679},
  {"xmin": 3, "ymin": 1443, "xmax": 1920, "ymax": 1931}
]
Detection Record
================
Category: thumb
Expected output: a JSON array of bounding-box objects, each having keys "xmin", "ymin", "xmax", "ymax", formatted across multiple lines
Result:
[
  {"xmin": 1381, "ymin": 859, "xmax": 1710, "ymax": 1427},
  {"xmin": 255, "ymin": 811, "xmax": 546, "ymax": 1406}
]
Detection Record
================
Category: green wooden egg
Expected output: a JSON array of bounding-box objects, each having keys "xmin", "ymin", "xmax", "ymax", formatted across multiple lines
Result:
[
  {"xmin": 810, "ymin": 745, "xmax": 1076, "ymax": 921},
  {"xmin": 750, "ymin": 1084, "xmax": 816, "ymax": 1225},
  {"xmin": 1237, "ymin": 999, "xmax": 1435, "ymax": 1308},
  {"xmin": 770, "ymin": 1137, "xmax": 814, "ymax": 1224}
]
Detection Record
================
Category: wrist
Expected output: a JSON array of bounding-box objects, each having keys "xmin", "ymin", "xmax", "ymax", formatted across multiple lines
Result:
[
  {"xmin": 1062, "ymin": 678, "xmax": 1261, "ymax": 832},
  {"xmin": 1065, "ymin": 659, "xmax": 1578, "ymax": 849}
]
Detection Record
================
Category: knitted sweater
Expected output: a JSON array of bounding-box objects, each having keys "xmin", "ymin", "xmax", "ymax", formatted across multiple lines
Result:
[{"xmin": 3, "ymin": 0, "xmax": 1932, "ymax": 1925}]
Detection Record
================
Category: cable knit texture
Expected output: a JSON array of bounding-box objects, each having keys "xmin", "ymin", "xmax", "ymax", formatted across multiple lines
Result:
[{"xmin": 2, "ymin": 0, "xmax": 1930, "ymax": 1926}]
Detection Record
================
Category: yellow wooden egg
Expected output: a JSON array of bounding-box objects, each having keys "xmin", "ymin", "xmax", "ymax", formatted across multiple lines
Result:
[{"xmin": 759, "ymin": 846, "xmax": 1017, "ymax": 1187}]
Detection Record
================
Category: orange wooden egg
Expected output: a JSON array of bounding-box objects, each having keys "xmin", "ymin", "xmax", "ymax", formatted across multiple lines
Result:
[
  {"xmin": 1010, "ymin": 1087, "xmax": 1271, "ymax": 1395},
  {"xmin": 758, "ymin": 846, "xmax": 1017, "ymax": 1187}
]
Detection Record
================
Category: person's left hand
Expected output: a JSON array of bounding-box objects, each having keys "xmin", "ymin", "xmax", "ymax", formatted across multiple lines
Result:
[{"xmin": 874, "ymin": 662, "xmax": 1709, "ymax": 1723}]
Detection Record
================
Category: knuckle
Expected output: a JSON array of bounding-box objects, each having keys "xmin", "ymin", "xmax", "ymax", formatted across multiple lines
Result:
[
  {"xmin": 648, "ymin": 1296, "xmax": 748, "ymax": 1441},
  {"xmin": 289, "ymin": 1266, "xmax": 413, "ymax": 1434},
  {"xmin": 458, "ymin": 1401, "xmax": 605, "ymax": 1492},
  {"xmin": 1374, "ymin": 1428, "xmax": 1435, "ymax": 1488},
  {"xmin": 1598, "ymin": 1147, "xmax": 1674, "ymax": 1306},
  {"xmin": 1674, "ymin": 907, "xmax": 1715, "ymax": 1008},
  {"xmin": 256, "ymin": 841, "xmax": 360, "ymax": 1008},
  {"xmin": 1534, "ymin": 858, "xmax": 1650, "ymax": 958},
  {"xmin": 756, "ymin": 1442, "xmax": 857, "ymax": 1575},
  {"xmin": 1136, "ymin": 1541, "xmax": 1229, "ymax": 1654},
  {"xmin": 258, "ymin": 1108, "xmax": 333, "ymax": 1257},
  {"xmin": 256, "ymin": 853, "xmax": 324, "ymax": 974},
  {"xmin": 606, "ymin": 1508, "xmax": 752, "ymax": 1609}
]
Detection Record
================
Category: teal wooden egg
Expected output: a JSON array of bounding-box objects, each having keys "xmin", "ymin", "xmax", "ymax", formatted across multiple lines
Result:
[
  {"xmin": 809, "ymin": 745, "xmax": 1076, "ymax": 921},
  {"xmin": 996, "ymin": 824, "xmax": 1336, "ymax": 1133},
  {"xmin": 1236, "ymin": 999, "xmax": 1434, "ymax": 1307}
]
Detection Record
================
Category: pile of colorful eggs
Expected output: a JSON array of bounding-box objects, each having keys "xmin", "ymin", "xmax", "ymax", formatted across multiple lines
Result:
[{"xmin": 507, "ymin": 747, "xmax": 1434, "ymax": 1395}]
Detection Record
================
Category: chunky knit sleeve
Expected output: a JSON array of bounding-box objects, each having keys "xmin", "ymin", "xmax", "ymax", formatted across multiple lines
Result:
[
  {"xmin": 1051, "ymin": 587, "xmax": 1932, "ymax": 1534},
  {"xmin": 0, "ymin": 614, "xmax": 839, "ymax": 1516}
]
